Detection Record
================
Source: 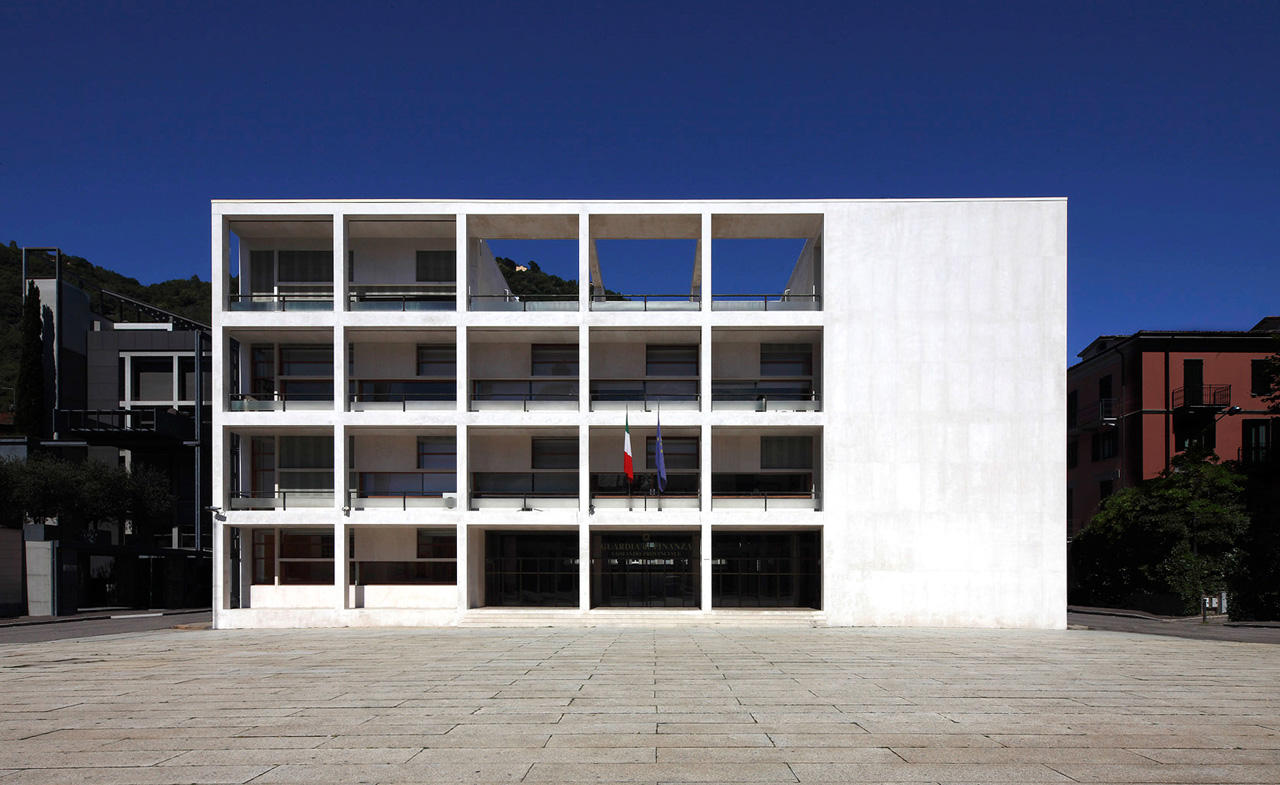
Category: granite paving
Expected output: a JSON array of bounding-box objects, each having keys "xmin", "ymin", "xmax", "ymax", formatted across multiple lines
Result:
[{"xmin": 0, "ymin": 625, "xmax": 1277, "ymax": 783}]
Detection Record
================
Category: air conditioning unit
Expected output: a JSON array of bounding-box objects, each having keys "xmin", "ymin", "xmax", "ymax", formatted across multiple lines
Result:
[{"xmin": 441, "ymin": 493, "xmax": 458, "ymax": 509}]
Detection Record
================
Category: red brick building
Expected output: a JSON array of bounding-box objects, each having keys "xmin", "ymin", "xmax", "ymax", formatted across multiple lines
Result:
[{"xmin": 1067, "ymin": 316, "xmax": 1279, "ymax": 537}]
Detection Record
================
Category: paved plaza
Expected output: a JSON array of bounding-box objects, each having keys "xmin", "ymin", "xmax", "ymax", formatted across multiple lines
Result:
[{"xmin": 1, "ymin": 626, "xmax": 1278, "ymax": 784}]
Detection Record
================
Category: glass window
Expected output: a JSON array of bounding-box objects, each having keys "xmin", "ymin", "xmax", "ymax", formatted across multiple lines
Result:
[
  {"xmin": 1067, "ymin": 390, "xmax": 1078, "ymax": 428},
  {"xmin": 532, "ymin": 438, "xmax": 578, "ymax": 469},
  {"xmin": 251, "ymin": 530, "xmax": 275, "ymax": 585},
  {"xmin": 646, "ymin": 436, "xmax": 698, "ymax": 470},
  {"xmin": 280, "ymin": 529, "xmax": 333, "ymax": 559},
  {"xmin": 416, "ymin": 250, "xmax": 457, "ymax": 283},
  {"xmin": 416, "ymin": 529, "xmax": 457, "ymax": 559},
  {"xmin": 1252, "ymin": 359, "xmax": 1274, "ymax": 398},
  {"xmin": 417, "ymin": 436, "xmax": 457, "ymax": 470},
  {"xmin": 646, "ymin": 345, "xmax": 698, "ymax": 377},
  {"xmin": 278, "ymin": 436, "xmax": 333, "ymax": 469},
  {"xmin": 531, "ymin": 344, "xmax": 578, "ymax": 376},
  {"xmin": 276, "ymin": 250, "xmax": 333, "ymax": 283},
  {"xmin": 131, "ymin": 357, "xmax": 173, "ymax": 401},
  {"xmin": 760, "ymin": 343, "xmax": 813, "ymax": 377},
  {"xmin": 1067, "ymin": 439, "xmax": 1078, "ymax": 469},
  {"xmin": 178, "ymin": 356, "xmax": 211, "ymax": 401},
  {"xmin": 279, "ymin": 346, "xmax": 332, "ymax": 377},
  {"xmin": 761, "ymin": 436, "xmax": 814, "ymax": 469},
  {"xmin": 416, "ymin": 345, "xmax": 456, "ymax": 376},
  {"xmin": 249, "ymin": 250, "xmax": 275, "ymax": 292}
]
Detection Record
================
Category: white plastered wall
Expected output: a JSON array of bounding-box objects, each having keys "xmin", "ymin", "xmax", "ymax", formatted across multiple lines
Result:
[{"xmin": 820, "ymin": 200, "xmax": 1066, "ymax": 628}]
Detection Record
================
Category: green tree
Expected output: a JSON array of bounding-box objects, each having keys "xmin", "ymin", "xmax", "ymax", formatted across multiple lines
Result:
[
  {"xmin": 1070, "ymin": 450, "xmax": 1249, "ymax": 615},
  {"xmin": 14, "ymin": 281, "xmax": 45, "ymax": 437}
]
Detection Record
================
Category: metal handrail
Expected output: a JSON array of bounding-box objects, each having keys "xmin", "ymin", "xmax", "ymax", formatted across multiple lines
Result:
[
  {"xmin": 590, "ymin": 380, "xmax": 700, "ymax": 403},
  {"xmin": 228, "ymin": 292, "xmax": 335, "ymax": 311},
  {"xmin": 348, "ymin": 290, "xmax": 456, "ymax": 311},
  {"xmin": 471, "ymin": 380, "xmax": 578, "ymax": 408},
  {"xmin": 1172, "ymin": 384, "xmax": 1231, "ymax": 409},
  {"xmin": 710, "ymin": 293, "xmax": 822, "ymax": 310},
  {"xmin": 589, "ymin": 492, "xmax": 701, "ymax": 512},
  {"xmin": 709, "ymin": 490, "xmax": 819, "ymax": 511},
  {"xmin": 230, "ymin": 490, "xmax": 334, "ymax": 510},
  {"xmin": 348, "ymin": 391, "xmax": 456, "ymax": 411},
  {"xmin": 470, "ymin": 293, "xmax": 579, "ymax": 311},
  {"xmin": 57, "ymin": 408, "xmax": 161, "ymax": 432},
  {"xmin": 229, "ymin": 392, "xmax": 333, "ymax": 411},
  {"xmin": 589, "ymin": 294, "xmax": 700, "ymax": 311}
]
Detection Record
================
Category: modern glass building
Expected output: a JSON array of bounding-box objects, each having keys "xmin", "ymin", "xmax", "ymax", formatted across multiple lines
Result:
[{"xmin": 210, "ymin": 199, "xmax": 1067, "ymax": 628}]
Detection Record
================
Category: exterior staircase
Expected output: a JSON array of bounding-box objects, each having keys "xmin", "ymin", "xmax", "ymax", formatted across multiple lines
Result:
[{"xmin": 456, "ymin": 607, "xmax": 826, "ymax": 628}]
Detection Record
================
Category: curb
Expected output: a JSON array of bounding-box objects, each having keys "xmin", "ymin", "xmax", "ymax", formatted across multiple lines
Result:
[
  {"xmin": 1067, "ymin": 607, "xmax": 1175, "ymax": 622},
  {"xmin": 0, "ymin": 609, "xmax": 210, "ymax": 629}
]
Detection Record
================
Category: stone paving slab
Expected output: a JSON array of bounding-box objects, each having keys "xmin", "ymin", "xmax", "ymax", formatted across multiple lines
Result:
[{"xmin": 0, "ymin": 625, "xmax": 1278, "ymax": 784}]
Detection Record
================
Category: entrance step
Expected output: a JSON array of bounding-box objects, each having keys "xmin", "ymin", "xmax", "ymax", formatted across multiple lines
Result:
[{"xmin": 456, "ymin": 608, "xmax": 827, "ymax": 628}]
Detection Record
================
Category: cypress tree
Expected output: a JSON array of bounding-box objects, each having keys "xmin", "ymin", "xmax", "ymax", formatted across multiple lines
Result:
[{"xmin": 15, "ymin": 281, "xmax": 46, "ymax": 438}]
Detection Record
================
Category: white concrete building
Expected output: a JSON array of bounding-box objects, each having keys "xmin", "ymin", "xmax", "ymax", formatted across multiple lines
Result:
[{"xmin": 210, "ymin": 199, "xmax": 1067, "ymax": 629}]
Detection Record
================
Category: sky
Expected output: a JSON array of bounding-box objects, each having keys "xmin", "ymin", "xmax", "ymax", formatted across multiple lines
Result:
[{"xmin": 3, "ymin": 1, "xmax": 1278, "ymax": 359}]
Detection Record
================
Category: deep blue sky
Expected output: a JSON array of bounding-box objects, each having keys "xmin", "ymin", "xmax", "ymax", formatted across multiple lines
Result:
[{"xmin": 4, "ymin": 1, "xmax": 1278, "ymax": 358}]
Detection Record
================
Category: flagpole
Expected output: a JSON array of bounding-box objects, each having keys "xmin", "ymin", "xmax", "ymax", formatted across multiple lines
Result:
[{"xmin": 626, "ymin": 404, "xmax": 632, "ymax": 510}]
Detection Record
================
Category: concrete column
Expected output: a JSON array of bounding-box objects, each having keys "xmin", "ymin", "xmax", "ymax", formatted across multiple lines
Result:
[
  {"xmin": 333, "ymin": 212, "xmax": 348, "ymax": 313},
  {"xmin": 700, "ymin": 325, "xmax": 712, "ymax": 414},
  {"xmin": 579, "ymin": 519, "xmax": 591, "ymax": 612},
  {"xmin": 334, "ymin": 518, "xmax": 347, "ymax": 611},
  {"xmin": 334, "ymin": 422, "xmax": 348, "ymax": 611},
  {"xmin": 211, "ymin": 520, "xmax": 226, "ymax": 623},
  {"xmin": 700, "ymin": 213, "xmax": 711, "ymax": 312},
  {"xmin": 700, "ymin": 520, "xmax": 712, "ymax": 611},
  {"xmin": 456, "ymin": 324, "xmax": 467, "ymax": 415},
  {"xmin": 578, "ymin": 212, "xmax": 589, "ymax": 311},
  {"xmin": 456, "ymin": 521, "xmax": 469, "ymax": 613},
  {"xmin": 579, "ymin": 325, "xmax": 590, "ymax": 512},
  {"xmin": 700, "ymin": 417, "xmax": 712, "ymax": 611},
  {"xmin": 455, "ymin": 422, "xmax": 468, "ymax": 515},
  {"xmin": 334, "ymin": 324, "xmax": 348, "ymax": 415},
  {"xmin": 123, "ymin": 356, "xmax": 133, "ymax": 405},
  {"xmin": 456, "ymin": 214, "xmax": 468, "ymax": 313}
]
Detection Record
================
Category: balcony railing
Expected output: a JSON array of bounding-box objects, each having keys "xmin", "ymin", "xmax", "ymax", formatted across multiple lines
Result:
[
  {"xmin": 470, "ymin": 472, "xmax": 578, "ymax": 509},
  {"xmin": 711, "ymin": 293, "xmax": 821, "ymax": 311},
  {"xmin": 228, "ymin": 292, "xmax": 334, "ymax": 311},
  {"xmin": 590, "ymin": 294, "xmax": 700, "ymax": 312},
  {"xmin": 1238, "ymin": 445, "xmax": 1273, "ymax": 465},
  {"xmin": 470, "ymin": 293, "xmax": 578, "ymax": 312},
  {"xmin": 57, "ymin": 408, "xmax": 160, "ymax": 432},
  {"xmin": 710, "ymin": 491, "xmax": 820, "ymax": 511},
  {"xmin": 349, "ymin": 286, "xmax": 455, "ymax": 311},
  {"xmin": 229, "ymin": 393, "xmax": 333, "ymax": 412},
  {"xmin": 229, "ymin": 491, "xmax": 335, "ymax": 510},
  {"xmin": 1172, "ymin": 384, "xmax": 1231, "ymax": 410},
  {"xmin": 347, "ymin": 483, "xmax": 457, "ymax": 510},
  {"xmin": 590, "ymin": 493, "xmax": 701, "ymax": 511},
  {"xmin": 1074, "ymin": 398, "xmax": 1118, "ymax": 430},
  {"xmin": 589, "ymin": 380, "xmax": 700, "ymax": 411},
  {"xmin": 589, "ymin": 472, "xmax": 700, "ymax": 510},
  {"xmin": 711, "ymin": 381, "xmax": 820, "ymax": 411},
  {"xmin": 349, "ymin": 391, "xmax": 456, "ymax": 412},
  {"xmin": 470, "ymin": 380, "xmax": 578, "ymax": 411}
]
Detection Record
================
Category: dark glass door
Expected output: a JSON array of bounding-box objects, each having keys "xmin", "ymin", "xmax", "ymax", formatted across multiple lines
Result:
[
  {"xmin": 483, "ymin": 531, "xmax": 579, "ymax": 607},
  {"xmin": 591, "ymin": 532, "xmax": 699, "ymax": 607},
  {"xmin": 712, "ymin": 531, "xmax": 821, "ymax": 609}
]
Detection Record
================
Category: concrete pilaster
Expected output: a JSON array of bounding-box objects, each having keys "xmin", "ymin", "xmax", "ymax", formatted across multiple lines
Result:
[
  {"xmin": 333, "ymin": 212, "xmax": 347, "ymax": 312},
  {"xmin": 700, "ymin": 213, "xmax": 711, "ymax": 312}
]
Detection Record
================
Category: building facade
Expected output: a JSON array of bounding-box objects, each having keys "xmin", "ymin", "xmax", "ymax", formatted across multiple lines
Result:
[
  {"xmin": 211, "ymin": 199, "xmax": 1067, "ymax": 628},
  {"xmin": 1067, "ymin": 318, "xmax": 1280, "ymax": 537}
]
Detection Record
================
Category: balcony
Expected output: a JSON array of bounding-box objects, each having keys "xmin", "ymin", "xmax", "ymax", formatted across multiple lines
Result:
[
  {"xmin": 711, "ymin": 381, "xmax": 820, "ymax": 412},
  {"xmin": 711, "ymin": 473, "xmax": 818, "ymax": 511},
  {"xmin": 590, "ymin": 380, "xmax": 699, "ymax": 411},
  {"xmin": 1172, "ymin": 384, "xmax": 1231, "ymax": 411},
  {"xmin": 469, "ymin": 472, "xmax": 579, "ymax": 510},
  {"xmin": 470, "ymin": 293, "xmax": 578, "ymax": 312},
  {"xmin": 1238, "ymin": 445, "xmax": 1273, "ymax": 466},
  {"xmin": 348, "ymin": 472, "xmax": 458, "ymax": 510},
  {"xmin": 590, "ymin": 294, "xmax": 700, "ymax": 312},
  {"xmin": 710, "ymin": 293, "xmax": 821, "ymax": 311},
  {"xmin": 470, "ymin": 380, "xmax": 578, "ymax": 412},
  {"xmin": 229, "ymin": 290, "xmax": 334, "ymax": 311},
  {"xmin": 230, "ymin": 392, "xmax": 333, "ymax": 412},
  {"xmin": 349, "ymin": 285, "xmax": 455, "ymax": 312},
  {"xmin": 1073, "ymin": 398, "xmax": 1118, "ymax": 431},
  {"xmin": 589, "ymin": 472, "xmax": 700, "ymax": 511},
  {"xmin": 349, "ymin": 381, "xmax": 455, "ymax": 412},
  {"xmin": 230, "ymin": 490, "xmax": 335, "ymax": 510}
]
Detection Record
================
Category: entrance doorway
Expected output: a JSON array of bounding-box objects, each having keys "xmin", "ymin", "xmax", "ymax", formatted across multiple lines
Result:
[
  {"xmin": 483, "ymin": 531, "xmax": 578, "ymax": 607},
  {"xmin": 712, "ymin": 531, "xmax": 821, "ymax": 608},
  {"xmin": 591, "ymin": 532, "xmax": 699, "ymax": 608}
]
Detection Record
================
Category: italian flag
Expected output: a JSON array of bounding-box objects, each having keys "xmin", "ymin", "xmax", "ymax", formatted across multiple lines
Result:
[{"xmin": 623, "ymin": 413, "xmax": 634, "ymax": 482}]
